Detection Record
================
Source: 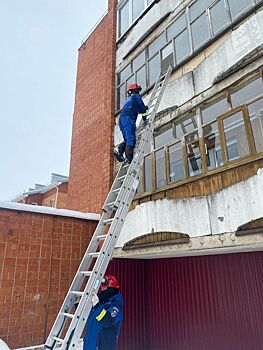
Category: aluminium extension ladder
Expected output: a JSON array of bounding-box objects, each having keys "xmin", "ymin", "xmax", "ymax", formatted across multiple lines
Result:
[{"xmin": 44, "ymin": 65, "xmax": 172, "ymax": 350}]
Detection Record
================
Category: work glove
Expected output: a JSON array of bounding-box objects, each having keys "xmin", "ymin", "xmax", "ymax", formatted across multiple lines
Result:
[
  {"xmin": 91, "ymin": 293, "xmax": 99, "ymax": 307},
  {"xmin": 141, "ymin": 112, "xmax": 148, "ymax": 125}
]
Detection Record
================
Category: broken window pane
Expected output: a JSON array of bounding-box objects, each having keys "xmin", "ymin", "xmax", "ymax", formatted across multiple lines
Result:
[
  {"xmin": 230, "ymin": 76, "xmax": 263, "ymax": 108},
  {"xmin": 167, "ymin": 13, "xmax": 187, "ymax": 41},
  {"xmin": 248, "ymin": 98, "xmax": 263, "ymax": 153},
  {"xmin": 161, "ymin": 42, "xmax": 174, "ymax": 73},
  {"xmin": 210, "ymin": 0, "xmax": 230, "ymax": 36},
  {"xmin": 155, "ymin": 149, "xmax": 167, "ymax": 188},
  {"xmin": 145, "ymin": 154, "xmax": 153, "ymax": 192},
  {"xmin": 168, "ymin": 141, "xmax": 185, "ymax": 182},
  {"xmin": 201, "ymin": 96, "xmax": 229, "ymax": 124},
  {"xmin": 175, "ymin": 29, "xmax": 191, "ymax": 63},
  {"xmin": 132, "ymin": 0, "xmax": 145, "ymax": 21},
  {"xmin": 148, "ymin": 32, "xmax": 166, "ymax": 58},
  {"xmin": 223, "ymin": 111, "xmax": 250, "ymax": 161},
  {"xmin": 119, "ymin": 2, "xmax": 130, "ymax": 37},
  {"xmin": 191, "ymin": 12, "xmax": 210, "ymax": 50},
  {"xmin": 154, "ymin": 127, "xmax": 174, "ymax": 149},
  {"xmin": 185, "ymin": 130, "xmax": 202, "ymax": 176},
  {"xmin": 203, "ymin": 121, "xmax": 223, "ymax": 170},
  {"xmin": 149, "ymin": 53, "xmax": 161, "ymax": 86},
  {"xmin": 228, "ymin": 0, "xmax": 254, "ymax": 21}
]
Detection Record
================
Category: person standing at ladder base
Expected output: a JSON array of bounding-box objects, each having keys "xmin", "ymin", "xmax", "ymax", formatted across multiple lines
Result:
[
  {"xmin": 114, "ymin": 83, "xmax": 148, "ymax": 164},
  {"xmin": 84, "ymin": 275, "xmax": 124, "ymax": 350}
]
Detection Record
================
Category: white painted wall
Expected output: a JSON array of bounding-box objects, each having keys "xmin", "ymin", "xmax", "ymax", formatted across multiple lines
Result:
[{"xmin": 116, "ymin": 168, "xmax": 263, "ymax": 247}]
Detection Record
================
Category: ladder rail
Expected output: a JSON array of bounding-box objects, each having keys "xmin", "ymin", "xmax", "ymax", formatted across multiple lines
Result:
[{"xmin": 44, "ymin": 66, "xmax": 172, "ymax": 350}]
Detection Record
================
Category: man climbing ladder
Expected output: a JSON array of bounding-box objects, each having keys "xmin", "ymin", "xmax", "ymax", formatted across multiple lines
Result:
[
  {"xmin": 114, "ymin": 83, "xmax": 148, "ymax": 164},
  {"xmin": 44, "ymin": 66, "xmax": 172, "ymax": 350}
]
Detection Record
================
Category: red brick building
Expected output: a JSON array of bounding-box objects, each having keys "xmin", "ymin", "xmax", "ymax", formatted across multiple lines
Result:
[
  {"xmin": 67, "ymin": 0, "xmax": 117, "ymax": 214},
  {"xmin": 0, "ymin": 202, "xmax": 99, "ymax": 349}
]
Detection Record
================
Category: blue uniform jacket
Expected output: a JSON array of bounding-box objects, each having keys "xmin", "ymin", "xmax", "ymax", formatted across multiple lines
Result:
[
  {"xmin": 120, "ymin": 93, "xmax": 147, "ymax": 120},
  {"xmin": 83, "ymin": 293, "xmax": 124, "ymax": 350},
  {"xmin": 119, "ymin": 94, "xmax": 147, "ymax": 146}
]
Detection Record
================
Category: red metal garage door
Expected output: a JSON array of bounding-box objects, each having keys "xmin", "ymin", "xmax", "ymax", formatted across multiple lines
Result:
[{"xmin": 108, "ymin": 251, "xmax": 263, "ymax": 350}]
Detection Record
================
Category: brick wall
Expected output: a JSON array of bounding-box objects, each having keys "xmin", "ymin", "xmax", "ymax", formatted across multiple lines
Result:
[
  {"xmin": 67, "ymin": 0, "xmax": 117, "ymax": 213},
  {"xmin": 0, "ymin": 207, "xmax": 97, "ymax": 349}
]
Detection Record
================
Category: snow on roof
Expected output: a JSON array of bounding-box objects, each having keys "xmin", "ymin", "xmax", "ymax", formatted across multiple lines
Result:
[{"xmin": 0, "ymin": 201, "xmax": 100, "ymax": 221}]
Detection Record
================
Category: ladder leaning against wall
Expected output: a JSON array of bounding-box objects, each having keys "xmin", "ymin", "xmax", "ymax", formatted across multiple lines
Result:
[{"xmin": 44, "ymin": 65, "xmax": 173, "ymax": 350}]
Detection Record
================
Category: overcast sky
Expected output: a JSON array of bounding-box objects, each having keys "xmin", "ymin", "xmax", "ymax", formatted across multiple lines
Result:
[{"xmin": 0, "ymin": 0, "xmax": 108, "ymax": 201}]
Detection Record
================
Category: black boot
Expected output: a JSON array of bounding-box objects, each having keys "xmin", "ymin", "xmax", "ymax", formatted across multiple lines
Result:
[
  {"xmin": 125, "ymin": 145, "xmax": 134, "ymax": 164},
  {"xmin": 114, "ymin": 142, "xmax": 126, "ymax": 162}
]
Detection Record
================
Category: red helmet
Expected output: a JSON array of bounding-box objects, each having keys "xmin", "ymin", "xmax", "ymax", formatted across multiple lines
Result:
[
  {"xmin": 101, "ymin": 275, "xmax": 120, "ymax": 289},
  {"xmin": 127, "ymin": 83, "xmax": 142, "ymax": 93}
]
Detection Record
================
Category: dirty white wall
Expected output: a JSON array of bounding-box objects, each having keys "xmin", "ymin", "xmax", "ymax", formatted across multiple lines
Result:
[
  {"xmin": 115, "ymin": 9, "xmax": 263, "ymax": 144},
  {"xmin": 116, "ymin": 168, "xmax": 263, "ymax": 247}
]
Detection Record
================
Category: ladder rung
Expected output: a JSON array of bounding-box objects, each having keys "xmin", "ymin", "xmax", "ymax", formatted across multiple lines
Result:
[
  {"xmin": 112, "ymin": 187, "xmax": 121, "ymax": 193},
  {"xmin": 89, "ymin": 252, "xmax": 100, "ymax": 257},
  {"xmin": 81, "ymin": 271, "xmax": 92, "ymax": 276},
  {"xmin": 62, "ymin": 312, "xmax": 74, "ymax": 319},
  {"xmin": 97, "ymin": 234, "xmax": 107, "ymax": 240},
  {"xmin": 53, "ymin": 337, "xmax": 64, "ymax": 342},
  {"xmin": 103, "ymin": 218, "xmax": 114, "ymax": 225},
  {"xmin": 106, "ymin": 201, "xmax": 116, "ymax": 207},
  {"xmin": 118, "ymin": 175, "xmax": 126, "ymax": 181},
  {"xmin": 70, "ymin": 291, "xmax": 84, "ymax": 296}
]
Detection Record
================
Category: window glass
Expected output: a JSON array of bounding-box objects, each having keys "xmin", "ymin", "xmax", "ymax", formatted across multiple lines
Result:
[
  {"xmin": 136, "ymin": 66, "xmax": 147, "ymax": 90},
  {"xmin": 145, "ymin": 154, "xmax": 153, "ymax": 192},
  {"xmin": 223, "ymin": 111, "xmax": 250, "ymax": 161},
  {"xmin": 228, "ymin": 0, "xmax": 254, "ymax": 21},
  {"xmin": 161, "ymin": 42, "xmax": 174, "ymax": 72},
  {"xmin": 132, "ymin": 0, "xmax": 145, "ymax": 21},
  {"xmin": 175, "ymin": 30, "xmax": 190, "ymax": 63},
  {"xmin": 203, "ymin": 121, "xmax": 222, "ymax": 169},
  {"xmin": 133, "ymin": 51, "xmax": 145, "ymax": 71},
  {"xmin": 168, "ymin": 142, "xmax": 185, "ymax": 182},
  {"xmin": 155, "ymin": 149, "xmax": 167, "ymax": 188},
  {"xmin": 189, "ymin": 0, "xmax": 212, "ymax": 21},
  {"xmin": 119, "ymin": 2, "xmax": 130, "ymax": 37},
  {"xmin": 149, "ymin": 54, "xmax": 161, "ymax": 86},
  {"xmin": 119, "ymin": 64, "xmax": 132, "ymax": 84},
  {"xmin": 230, "ymin": 77, "xmax": 263, "ymax": 108},
  {"xmin": 201, "ymin": 96, "xmax": 229, "ymax": 124},
  {"xmin": 248, "ymin": 98, "xmax": 263, "ymax": 153},
  {"xmin": 185, "ymin": 130, "xmax": 202, "ymax": 176},
  {"xmin": 178, "ymin": 115, "xmax": 198, "ymax": 135},
  {"xmin": 210, "ymin": 0, "xmax": 230, "ymax": 35},
  {"xmin": 148, "ymin": 32, "xmax": 166, "ymax": 58},
  {"xmin": 117, "ymin": 84, "xmax": 126, "ymax": 111},
  {"xmin": 154, "ymin": 127, "xmax": 174, "ymax": 148},
  {"xmin": 167, "ymin": 13, "xmax": 186, "ymax": 41},
  {"xmin": 191, "ymin": 12, "xmax": 210, "ymax": 50},
  {"xmin": 126, "ymin": 74, "xmax": 135, "ymax": 90}
]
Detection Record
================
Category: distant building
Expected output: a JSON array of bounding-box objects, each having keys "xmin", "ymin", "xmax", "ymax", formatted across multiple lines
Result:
[{"xmin": 14, "ymin": 173, "xmax": 68, "ymax": 209}]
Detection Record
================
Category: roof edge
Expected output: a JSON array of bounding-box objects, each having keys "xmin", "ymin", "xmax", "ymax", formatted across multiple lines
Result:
[{"xmin": 0, "ymin": 201, "xmax": 100, "ymax": 221}]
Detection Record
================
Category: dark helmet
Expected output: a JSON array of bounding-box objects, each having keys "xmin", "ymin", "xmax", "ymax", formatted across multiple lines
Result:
[{"xmin": 127, "ymin": 83, "xmax": 142, "ymax": 95}]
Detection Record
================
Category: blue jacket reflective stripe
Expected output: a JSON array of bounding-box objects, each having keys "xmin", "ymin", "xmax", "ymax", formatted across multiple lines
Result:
[
  {"xmin": 84, "ymin": 293, "xmax": 124, "ymax": 350},
  {"xmin": 120, "ymin": 93, "xmax": 147, "ymax": 120}
]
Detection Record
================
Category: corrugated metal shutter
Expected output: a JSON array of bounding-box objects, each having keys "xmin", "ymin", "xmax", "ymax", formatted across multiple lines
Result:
[{"xmin": 108, "ymin": 252, "xmax": 263, "ymax": 350}]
